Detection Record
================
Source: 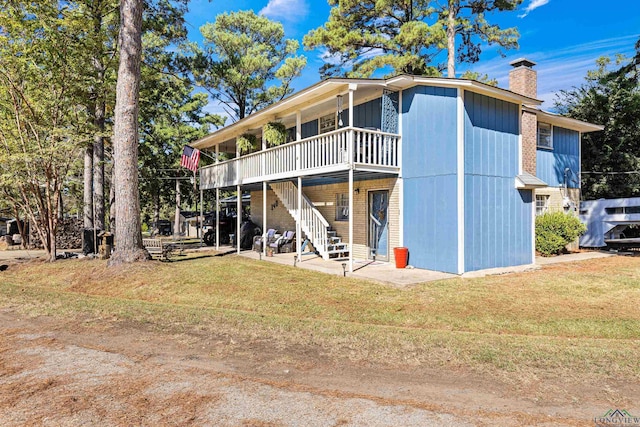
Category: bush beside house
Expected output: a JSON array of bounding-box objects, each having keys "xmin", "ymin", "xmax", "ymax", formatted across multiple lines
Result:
[{"xmin": 536, "ymin": 212, "xmax": 587, "ymax": 256}]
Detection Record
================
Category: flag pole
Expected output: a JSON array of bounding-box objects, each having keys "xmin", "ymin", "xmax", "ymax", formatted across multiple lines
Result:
[{"xmin": 196, "ymin": 169, "xmax": 203, "ymax": 247}]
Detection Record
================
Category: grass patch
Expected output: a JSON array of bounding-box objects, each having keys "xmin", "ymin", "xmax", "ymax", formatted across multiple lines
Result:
[{"xmin": 1, "ymin": 254, "xmax": 639, "ymax": 380}]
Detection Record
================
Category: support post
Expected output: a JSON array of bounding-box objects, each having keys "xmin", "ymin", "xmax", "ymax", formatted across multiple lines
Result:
[
  {"xmin": 348, "ymin": 86, "xmax": 355, "ymax": 167},
  {"xmin": 296, "ymin": 110, "xmax": 302, "ymax": 261},
  {"xmin": 296, "ymin": 110, "xmax": 302, "ymax": 172},
  {"xmin": 237, "ymin": 184, "xmax": 241, "ymax": 254},
  {"xmin": 263, "ymin": 181, "xmax": 267, "ymax": 257},
  {"xmin": 348, "ymin": 168, "xmax": 354, "ymax": 273},
  {"xmin": 215, "ymin": 145, "xmax": 219, "ymax": 250},
  {"xmin": 297, "ymin": 176, "xmax": 302, "ymax": 262},
  {"xmin": 199, "ymin": 188, "xmax": 203, "ymax": 247},
  {"xmin": 348, "ymin": 86, "xmax": 355, "ymax": 129},
  {"xmin": 215, "ymin": 188, "xmax": 220, "ymax": 250}
]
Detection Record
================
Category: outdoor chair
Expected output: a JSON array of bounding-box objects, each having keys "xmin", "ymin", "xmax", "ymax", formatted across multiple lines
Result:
[
  {"xmin": 268, "ymin": 230, "xmax": 295, "ymax": 254},
  {"xmin": 253, "ymin": 228, "xmax": 277, "ymax": 252}
]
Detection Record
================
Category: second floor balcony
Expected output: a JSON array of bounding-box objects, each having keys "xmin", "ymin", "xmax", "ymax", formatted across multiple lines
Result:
[{"xmin": 200, "ymin": 126, "xmax": 401, "ymax": 189}]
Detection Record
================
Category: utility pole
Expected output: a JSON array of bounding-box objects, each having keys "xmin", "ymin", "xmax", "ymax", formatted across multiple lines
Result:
[{"xmin": 174, "ymin": 178, "xmax": 181, "ymax": 238}]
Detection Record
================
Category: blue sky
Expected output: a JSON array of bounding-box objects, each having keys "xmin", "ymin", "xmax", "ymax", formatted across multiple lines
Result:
[{"xmin": 184, "ymin": 0, "xmax": 640, "ymax": 114}]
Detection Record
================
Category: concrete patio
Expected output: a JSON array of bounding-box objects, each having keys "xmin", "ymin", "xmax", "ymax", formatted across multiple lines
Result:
[
  {"xmin": 236, "ymin": 249, "xmax": 457, "ymax": 287},
  {"xmin": 221, "ymin": 247, "xmax": 619, "ymax": 286}
]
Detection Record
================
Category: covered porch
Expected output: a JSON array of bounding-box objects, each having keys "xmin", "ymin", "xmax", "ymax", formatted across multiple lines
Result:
[{"xmin": 194, "ymin": 79, "xmax": 403, "ymax": 272}]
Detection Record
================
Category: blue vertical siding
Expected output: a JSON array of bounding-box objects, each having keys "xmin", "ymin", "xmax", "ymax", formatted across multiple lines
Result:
[
  {"xmin": 402, "ymin": 85, "xmax": 459, "ymax": 273},
  {"xmin": 354, "ymin": 97, "xmax": 382, "ymax": 129},
  {"xmin": 301, "ymin": 120, "xmax": 318, "ymax": 139},
  {"xmin": 299, "ymin": 98, "xmax": 383, "ymax": 137},
  {"xmin": 464, "ymin": 91, "xmax": 533, "ymax": 272},
  {"xmin": 536, "ymin": 126, "xmax": 580, "ymax": 188}
]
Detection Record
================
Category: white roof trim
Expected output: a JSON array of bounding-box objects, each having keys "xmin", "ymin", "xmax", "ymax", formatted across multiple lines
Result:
[
  {"xmin": 386, "ymin": 75, "xmax": 542, "ymax": 105},
  {"xmin": 524, "ymin": 105, "xmax": 604, "ymax": 133},
  {"xmin": 193, "ymin": 75, "xmax": 547, "ymax": 150}
]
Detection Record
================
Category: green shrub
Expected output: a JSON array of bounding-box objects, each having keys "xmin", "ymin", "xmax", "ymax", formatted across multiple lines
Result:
[
  {"xmin": 535, "ymin": 211, "xmax": 587, "ymax": 256},
  {"xmin": 237, "ymin": 133, "xmax": 258, "ymax": 154},
  {"xmin": 263, "ymin": 121, "xmax": 287, "ymax": 147}
]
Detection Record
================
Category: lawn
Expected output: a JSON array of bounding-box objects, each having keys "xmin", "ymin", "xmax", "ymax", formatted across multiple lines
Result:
[{"xmin": 1, "ymin": 253, "xmax": 639, "ymax": 382}]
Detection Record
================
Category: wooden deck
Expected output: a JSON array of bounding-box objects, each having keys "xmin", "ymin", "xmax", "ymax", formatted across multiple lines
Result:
[{"xmin": 200, "ymin": 127, "xmax": 400, "ymax": 189}]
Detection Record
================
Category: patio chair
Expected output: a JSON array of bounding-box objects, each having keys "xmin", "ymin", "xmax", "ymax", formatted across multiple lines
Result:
[
  {"xmin": 268, "ymin": 230, "xmax": 295, "ymax": 254},
  {"xmin": 253, "ymin": 228, "xmax": 277, "ymax": 252}
]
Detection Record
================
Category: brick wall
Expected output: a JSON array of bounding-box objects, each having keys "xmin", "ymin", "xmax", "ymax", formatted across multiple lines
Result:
[
  {"xmin": 509, "ymin": 64, "xmax": 538, "ymax": 175},
  {"xmin": 535, "ymin": 187, "xmax": 580, "ymax": 215},
  {"xmin": 249, "ymin": 177, "xmax": 400, "ymax": 262},
  {"xmin": 250, "ymin": 188, "xmax": 296, "ymax": 233},
  {"xmin": 521, "ymin": 111, "xmax": 537, "ymax": 175},
  {"xmin": 509, "ymin": 66, "xmax": 537, "ymax": 99}
]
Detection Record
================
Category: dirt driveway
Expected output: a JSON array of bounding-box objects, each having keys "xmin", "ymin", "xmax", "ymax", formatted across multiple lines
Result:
[{"xmin": 1, "ymin": 305, "xmax": 623, "ymax": 426}]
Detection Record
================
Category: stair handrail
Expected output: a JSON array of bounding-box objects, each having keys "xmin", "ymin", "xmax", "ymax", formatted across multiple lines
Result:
[
  {"xmin": 301, "ymin": 192, "xmax": 330, "ymax": 227},
  {"xmin": 271, "ymin": 181, "xmax": 331, "ymax": 258}
]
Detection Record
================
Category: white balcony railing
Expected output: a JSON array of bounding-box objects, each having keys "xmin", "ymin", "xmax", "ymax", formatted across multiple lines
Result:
[{"xmin": 200, "ymin": 127, "xmax": 400, "ymax": 189}]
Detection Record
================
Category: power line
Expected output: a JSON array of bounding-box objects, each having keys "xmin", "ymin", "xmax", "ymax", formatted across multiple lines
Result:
[{"xmin": 582, "ymin": 171, "xmax": 640, "ymax": 175}]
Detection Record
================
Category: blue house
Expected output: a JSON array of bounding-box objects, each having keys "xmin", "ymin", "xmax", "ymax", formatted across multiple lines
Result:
[{"xmin": 193, "ymin": 59, "xmax": 602, "ymax": 274}]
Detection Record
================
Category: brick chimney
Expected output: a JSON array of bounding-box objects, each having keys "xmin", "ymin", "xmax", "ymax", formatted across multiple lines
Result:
[{"xmin": 509, "ymin": 58, "xmax": 538, "ymax": 175}]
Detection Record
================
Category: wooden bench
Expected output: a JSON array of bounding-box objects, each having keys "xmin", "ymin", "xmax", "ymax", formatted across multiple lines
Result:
[{"xmin": 142, "ymin": 238, "xmax": 173, "ymax": 260}]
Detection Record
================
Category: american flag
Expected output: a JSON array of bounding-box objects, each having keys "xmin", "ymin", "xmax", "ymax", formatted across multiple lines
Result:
[{"xmin": 180, "ymin": 146, "xmax": 200, "ymax": 172}]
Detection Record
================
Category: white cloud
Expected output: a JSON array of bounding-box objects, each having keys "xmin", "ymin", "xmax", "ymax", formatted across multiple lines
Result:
[
  {"xmin": 463, "ymin": 34, "xmax": 639, "ymax": 108},
  {"xmin": 518, "ymin": 0, "xmax": 550, "ymax": 18},
  {"xmin": 259, "ymin": 0, "xmax": 309, "ymax": 21}
]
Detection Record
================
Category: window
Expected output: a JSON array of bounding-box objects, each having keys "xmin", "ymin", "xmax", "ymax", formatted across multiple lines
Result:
[
  {"xmin": 605, "ymin": 207, "xmax": 624, "ymax": 214},
  {"xmin": 537, "ymin": 122, "xmax": 552, "ymax": 149},
  {"xmin": 335, "ymin": 193, "xmax": 349, "ymax": 221},
  {"xmin": 536, "ymin": 195, "xmax": 549, "ymax": 216},
  {"xmin": 319, "ymin": 113, "xmax": 336, "ymax": 134}
]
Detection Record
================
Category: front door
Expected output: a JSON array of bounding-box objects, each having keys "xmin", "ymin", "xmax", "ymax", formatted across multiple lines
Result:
[{"xmin": 368, "ymin": 190, "xmax": 389, "ymax": 261}]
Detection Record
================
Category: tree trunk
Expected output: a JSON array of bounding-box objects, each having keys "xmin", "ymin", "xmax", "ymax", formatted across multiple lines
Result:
[
  {"xmin": 447, "ymin": 0, "xmax": 457, "ymax": 78},
  {"xmin": 57, "ymin": 191, "xmax": 64, "ymax": 220},
  {"xmin": 109, "ymin": 159, "xmax": 116, "ymax": 233},
  {"xmin": 13, "ymin": 205, "xmax": 27, "ymax": 250},
  {"xmin": 47, "ymin": 214, "xmax": 56, "ymax": 262},
  {"xmin": 83, "ymin": 144, "xmax": 93, "ymax": 228},
  {"xmin": 93, "ymin": 99, "xmax": 105, "ymax": 231},
  {"xmin": 91, "ymin": 1, "xmax": 106, "ymax": 230},
  {"xmin": 153, "ymin": 188, "xmax": 160, "ymax": 231},
  {"xmin": 108, "ymin": 0, "xmax": 149, "ymax": 265}
]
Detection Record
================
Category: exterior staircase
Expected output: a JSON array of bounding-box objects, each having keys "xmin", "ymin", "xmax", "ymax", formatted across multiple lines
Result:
[{"xmin": 270, "ymin": 181, "xmax": 349, "ymax": 260}]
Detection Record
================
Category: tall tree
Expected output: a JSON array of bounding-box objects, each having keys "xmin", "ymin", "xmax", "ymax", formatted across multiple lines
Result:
[
  {"xmin": 109, "ymin": 0, "xmax": 147, "ymax": 264},
  {"xmin": 77, "ymin": 0, "xmax": 118, "ymax": 233},
  {"xmin": 439, "ymin": 0, "xmax": 521, "ymax": 78},
  {"xmin": 304, "ymin": 0, "xmax": 445, "ymax": 77},
  {"xmin": 138, "ymin": 30, "xmax": 224, "ymax": 226},
  {"xmin": 304, "ymin": 0, "xmax": 521, "ymax": 78},
  {"xmin": 189, "ymin": 10, "xmax": 307, "ymax": 120},
  {"xmin": 555, "ymin": 39, "xmax": 640, "ymax": 199},
  {"xmin": 0, "ymin": 0, "xmax": 90, "ymax": 261}
]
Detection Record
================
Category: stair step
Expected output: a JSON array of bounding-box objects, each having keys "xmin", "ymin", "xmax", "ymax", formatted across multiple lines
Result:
[
  {"xmin": 327, "ymin": 250, "xmax": 349, "ymax": 257},
  {"xmin": 329, "ymin": 237, "xmax": 341, "ymax": 243},
  {"xmin": 328, "ymin": 243, "xmax": 348, "ymax": 251},
  {"xmin": 327, "ymin": 230, "xmax": 338, "ymax": 237}
]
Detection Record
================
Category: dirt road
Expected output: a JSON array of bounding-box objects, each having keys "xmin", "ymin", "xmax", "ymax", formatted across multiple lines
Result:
[{"xmin": 0, "ymin": 306, "xmax": 622, "ymax": 426}]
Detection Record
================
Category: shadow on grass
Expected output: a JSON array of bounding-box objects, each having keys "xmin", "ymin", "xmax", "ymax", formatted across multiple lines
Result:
[
  {"xmin": 215, "ymin": 249, "xmax": 240, "ymax": 257},
  {"xmin": 161, "ymin": 254, "xmax": 215, "ymax": 263}
]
